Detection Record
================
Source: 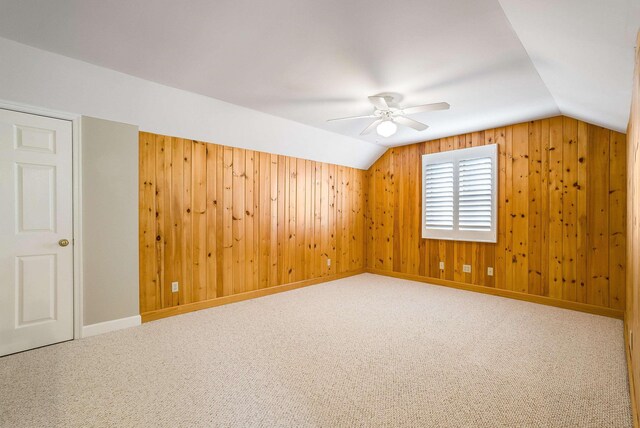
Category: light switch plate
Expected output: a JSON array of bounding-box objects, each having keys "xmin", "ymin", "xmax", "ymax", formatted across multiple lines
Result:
[
  {"xmin": 171, "ymin": 281, "xmax": 179, "ymax": 293},
  {"xmin": 439, "ymin": 261, "xmax": 445, "ymax": 271},
  {"xmin": 463, "ymin": 264, "xmax": 471, "ymax": 273},
  {"xmin": 327, "ymin": 258, "xmax": 331, "ymax": 267},
  {"xmin": 487, "ymin": 267, "xmax": 494, "ymax": 276}
]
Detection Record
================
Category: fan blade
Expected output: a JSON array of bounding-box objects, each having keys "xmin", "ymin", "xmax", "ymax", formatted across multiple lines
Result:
[
  {"xmin": 368, "ymin": 96, "xmax": 390, "ymax": 110},
  {"xmin": 360, "ymin": 119, "xmax": 384, "ymax": 135},
  {"xmin": 326, "ymin": 114, "xmax": 377, "ymax": 122},
  {"xmin": 401, "ymin": 102, "xmax": 450, "ymax": 115},
  {"xmin": 395, "ymin": 115, "xmax": 429, "ymax": 131}
]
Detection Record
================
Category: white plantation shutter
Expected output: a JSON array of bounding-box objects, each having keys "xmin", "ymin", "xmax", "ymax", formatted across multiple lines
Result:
[
  {"xmin": 422, "ymin": 144, "xmax": 497, "ymax": 242},
  {"xmin": 424, "ymin": 162, "xmax": 454, "ymax": 229},
  {"xmin": 458, "ymin": 157, "xmax": 492, "ymax": 231}
]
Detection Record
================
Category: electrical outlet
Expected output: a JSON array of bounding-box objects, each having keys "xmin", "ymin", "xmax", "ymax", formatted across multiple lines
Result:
[
  {"xmin": 439, "ymin": 261, "xmax": 445, "ymax": 271},
  {"xmin": 171, "ymin": 281, "xmax": 179, "ymax": 293},
  {"xmin": 327, "ymin": 258, "xmax": 331, "ymax": 267},
  {"xmin": 487, "ymin": 267, "xmax": 494, "ymax": 276},
  {"xmin": 462, "ymin": 264, "xmax": 471, "ymax": 273}
]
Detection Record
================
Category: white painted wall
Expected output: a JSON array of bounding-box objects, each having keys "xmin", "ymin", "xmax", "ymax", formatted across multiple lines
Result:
[
  {"xmin": 81, "ymin": 116, "xmax": 139, "ymax": 326},
  {"xmin": 0, "ymin": 37, "xmax": 385, "ymax": 170}
]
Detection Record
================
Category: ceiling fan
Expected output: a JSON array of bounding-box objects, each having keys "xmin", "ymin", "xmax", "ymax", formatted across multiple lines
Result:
[{"xmin": 327, "ymin": 95, "xmax": 450, "ymax": 138}]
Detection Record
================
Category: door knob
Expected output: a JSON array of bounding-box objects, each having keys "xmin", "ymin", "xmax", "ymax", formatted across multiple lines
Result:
[{"xmin": 58, "ymin": 239, "xmax": 70, "ymax": 247}]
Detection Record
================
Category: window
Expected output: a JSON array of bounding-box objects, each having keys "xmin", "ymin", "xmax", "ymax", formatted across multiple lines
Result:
[{"xmin": 422, "ymin": 144, "xmax": 497, "ymax": 243}]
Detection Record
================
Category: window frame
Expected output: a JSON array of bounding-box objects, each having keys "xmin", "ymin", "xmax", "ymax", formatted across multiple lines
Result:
[{"xmin": 421, "ymin": 144, "xmax": 498, "ymax": 243}]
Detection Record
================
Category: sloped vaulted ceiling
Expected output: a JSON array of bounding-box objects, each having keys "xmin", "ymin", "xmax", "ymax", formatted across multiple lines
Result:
[
  {"xmin": 498, "ymin": 0, "xmax": 640, "ymax": 133},
  {"xmin": 0, "ymin": 0, "xmax": 637, "ymax": 168}
]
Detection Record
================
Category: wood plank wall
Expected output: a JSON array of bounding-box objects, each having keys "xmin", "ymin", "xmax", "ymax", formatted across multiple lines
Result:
[
  {"xmin": 365, "ymin": 116, "xmax": 626, "ymax": 311},
  {"xmin": 139, "ymin": 132, "xmax": 366, "ymax": 316},
  {"xmin": 626, "ymin": 31, "xmax": 640, "ymax": 427}
]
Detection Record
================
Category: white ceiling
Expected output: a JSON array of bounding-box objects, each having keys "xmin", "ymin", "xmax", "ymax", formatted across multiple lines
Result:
[
  {"xmin": 498, "ymin": 0, "xmax": 640, "ymax": 133},
  {"xmin": 0, "ymin": 0, "xmax": 637, "ymax": 155}
]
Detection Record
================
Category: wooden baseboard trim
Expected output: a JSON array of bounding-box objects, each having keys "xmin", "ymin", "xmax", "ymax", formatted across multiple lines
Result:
[
  {"xmin": 625, "ymin": 317, "xmax": 639, "ymax": 428},
  {"xmin": 141, "ymin": 269, "xmax": 365, "ymax": 323},
  {"xmin": 366, "ymin": 268, "xmax": 624, "ymax": 319}
]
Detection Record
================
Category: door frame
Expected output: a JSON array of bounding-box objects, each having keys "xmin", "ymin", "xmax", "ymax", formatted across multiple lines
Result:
[{"xmin": 0, "ymin": 99, "xmax": 83, "ymax": 340}]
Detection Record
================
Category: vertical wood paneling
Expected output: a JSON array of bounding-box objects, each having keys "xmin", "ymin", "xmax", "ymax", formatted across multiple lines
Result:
[
  {"xmin": 576, "ymin": 121, "xmax": 588, "ymax": 303},
  {"xmin": 163, "ymin": 136, "xmax": 177, "ymax": 306},
  {"xmin": 626, "ymin": 31, "xmax": 640, "ymax": 426},
  {"xmin": 222, "ymin": 146, "xmax": 234, "ymax": 297},
  {"xmin": 244, "ymin": 150, "xmax": 259, "ymax": 291},
  {"xmin": 139, "ymin": 133, "xmax": 157, "ymax": 313},
  {"xmin": 609, "ymin": 131, "xmax": 626, "ymax": 310},
  {"xmin": 205, "ymin": 143, "xmax": 217, "ymax": 300},
  {"xmin": 182, "ymin": 140, "xmax": 193, "ymax": 304},
  {"xmin": 291, "ymin": 158, "xmax": 298, "ymax": 278},
  {"xmin": 332, "ymin": 165, "xmax": 339, "ymax": 272},
  {"xmin": 139, "ymin": 132, "xmax": 367, "ymax": 315},
  {"xmin": 528, "ymin": 121, "xmax": 542, "ymax": 295},
  {"xmin": 270, "ymin": 154, "xmax": 279, "ymax": 287},
  {"xmin": 540, "ymin": 119, "xmax": 550, "ymax": 296},
  {"xmin": 232, "ymin": 148, "xmax": 245, "ymax": 294},
  {"xmin": 296, "ymin": 158, "xmax": 306, "ymax": 280},
  {"xmin": 277, "ymin": 155, "xmax": 287, "ymax": 284},
  {"xmin": 336, "ymin": 165, "xmax": 345, "ymax": 273},
  {"xmin": 394, "ymin": 150, "xmax": 404, "ymax": 273},
  {"xmin": 215, "ymin": 145, "xmax": 224, "ymax": 297},
  {"xmin": 548, "ymin": 116, "xmax": 564, "ymax": 300},
  {"xmin": 562, "ymin": 117, "xmax": 578, "ymax": 302},
  {"xmin": 154, "ymin": 135, "xmax": 168, "ymax": 308},
  {"xmin": 171, "ymin": 137, "xmax": 184, "ymax": 305},
  {"xmin": 495, "ymin": 128, "xmax": 507, "ymax": 290},
  {"xmin": 504, "ymin": 127, "xmax": 514, "ymax": 291},
  {"xmin": 307, "ymin": 162, "xmax": 315, "ymax": 277},
  {"xmin": 192, "ymin": 141, "xmax": 207, "ymax": 302},
  {"xmin": 258, "ymin": 151, "xmax": 270, "ymax": 289},
  {"xmin": 321, "ymin": 162, "xmax": 330, "ymax": 275},
  {"xmin": 483, "ymin": 130, "xmax": 496, "ymax": 288},
  {"xmin": 252, "ymin": 154, "xmax": 260, "ymax": 289},
  {"xmin": 418, "ymin": 143, "xmax": 428, "ymax": 276},
  {"xmin": 512, "ymin": 123, "xmax": 529, "ymax": 293},
  {"xmin": 587, "ymin": 126, "xmax": 610, "ymax": 307},
  {"xmin": 364, "ymin": 116, "xmax": 625, "ymax": 311},
  {"xmin": 140, "ymin": 115, "xmax": 625, "ymax": 317}
]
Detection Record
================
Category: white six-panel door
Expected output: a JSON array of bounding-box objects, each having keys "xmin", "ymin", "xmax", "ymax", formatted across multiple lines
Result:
[{"xmin": 0, "ymin": 109, "xmax": 73, "ymax": 356}]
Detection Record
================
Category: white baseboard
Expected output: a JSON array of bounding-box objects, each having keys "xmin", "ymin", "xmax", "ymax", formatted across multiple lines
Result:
[{"xmin": 81, "ymin": 315, "xmax": 141, "ymax": 338}]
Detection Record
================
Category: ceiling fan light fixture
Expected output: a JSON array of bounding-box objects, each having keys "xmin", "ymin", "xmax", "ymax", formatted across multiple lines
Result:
[
  {"xmin": 376, "ymin": 120, "xmax": 397, "ymax": 138},
  {"xmin": 326, "ymin": 95, "xmax": 448, "ymax": 136}
]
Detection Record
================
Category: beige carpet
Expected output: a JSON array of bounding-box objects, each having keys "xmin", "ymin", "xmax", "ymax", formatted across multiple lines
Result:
[{"xmin": 0, "ymin": 273, "xmax": 631, "ymax": 427}]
